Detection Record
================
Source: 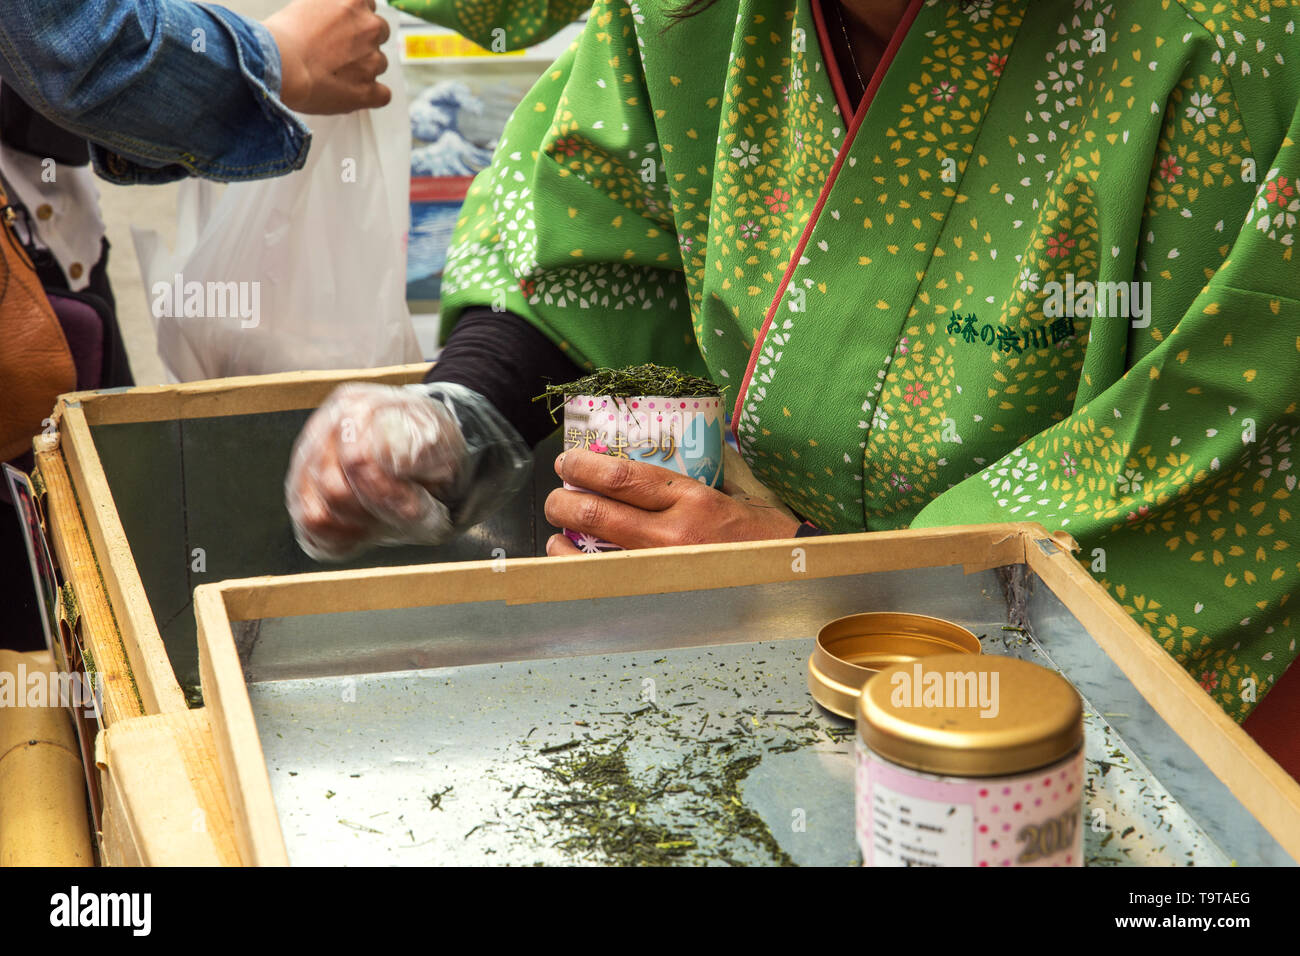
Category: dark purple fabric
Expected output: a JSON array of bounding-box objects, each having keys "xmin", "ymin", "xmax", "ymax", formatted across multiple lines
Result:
[
  {"xmin": 46, "ymin": 289, "xmax": 103, "ymax": 390},
  {"xmin": 795, "ymin": 522, "xmax": 829, "ymax": 537}
]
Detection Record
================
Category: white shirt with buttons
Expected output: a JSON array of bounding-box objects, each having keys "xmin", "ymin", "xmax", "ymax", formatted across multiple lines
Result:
[{"xmin": 0, "ymin": 141, "xmax": 107, "ymax": 292}]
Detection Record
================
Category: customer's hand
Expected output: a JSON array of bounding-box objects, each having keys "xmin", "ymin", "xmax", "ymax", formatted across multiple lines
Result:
[
  {"xmin": 543, "ymin": 449, "xmax": 801, "ymax": 555},
  {"xmin": 264, "ymin": 0, "xmax": 392, "ymax": 114},
  {"xmin": 286, "ymin": 384, "xmax": 467, "ymax": 561}
]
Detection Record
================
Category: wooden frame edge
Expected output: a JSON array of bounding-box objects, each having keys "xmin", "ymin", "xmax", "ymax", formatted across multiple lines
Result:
[
  {"xmin": 198, "ymin": 523, "xmax": 1036, "ymax": 862},
  {"xmin": 198, "ymin": 523, "xmax": 1298, "ymax": 865},
  {"xmin": 34, "ymin": 448, "xmax": 145, "ymax": 725},
  {"xmin": 64, "ymin": 363, "xmax": 432, "ymax": 426},
  {"xmin": 98, "ymin": 713, "xmax": 227, "ymax": 866},
  {"xmin": 1025, "ymin": 536, "xmax": 1300, "ymax": 863},
  {"xmin": 214, "ymin": 523, "xmax": 1035, "ymax": 622},
  {"xmin": 58, "ymin": 406, "xmax": 187, "ymax": 714},
  {"xmin": 195, "ymin": 584, "xmax": 289, "ymax": 866}
]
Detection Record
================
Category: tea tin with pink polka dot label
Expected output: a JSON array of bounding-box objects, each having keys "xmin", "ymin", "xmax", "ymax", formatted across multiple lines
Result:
[
  {"xmin": 855, "ymin": 654, "xmax": 1084, "ymax": 867},
  {"xmin": 561, "ymin": 393, "xmax": 725, "ymax": 553}
]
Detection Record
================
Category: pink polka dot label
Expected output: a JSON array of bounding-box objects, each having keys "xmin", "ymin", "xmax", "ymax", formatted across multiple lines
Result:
[{"xmin": 856, "ymin": 739, "xmax": 1084, "ymax": 867}]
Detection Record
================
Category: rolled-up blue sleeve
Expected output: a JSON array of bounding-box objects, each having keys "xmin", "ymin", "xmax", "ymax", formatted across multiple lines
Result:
[{"xmin": 0, "ymin": 1, "xmax": 310, "ymax": 183}]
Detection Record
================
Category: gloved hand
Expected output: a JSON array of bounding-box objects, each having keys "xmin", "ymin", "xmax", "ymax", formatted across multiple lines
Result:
[{"xmin": 285, "ymin": 381, "xmax": 531, "ymax": 561}]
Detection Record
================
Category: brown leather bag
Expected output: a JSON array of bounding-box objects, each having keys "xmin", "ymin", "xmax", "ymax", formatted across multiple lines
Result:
[{"xmin": 0, "ymin": 181, "xmax": 75, "ymax": 461}]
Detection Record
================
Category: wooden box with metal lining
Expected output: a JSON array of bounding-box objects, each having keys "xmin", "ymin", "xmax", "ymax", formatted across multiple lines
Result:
[
  {"xmin": 24, "ymin": 363, "xmax": 559, "ymax": 864},
  {"xmin": 174, "ymin": 524, "xmax": 1300, "ymax": 867}
]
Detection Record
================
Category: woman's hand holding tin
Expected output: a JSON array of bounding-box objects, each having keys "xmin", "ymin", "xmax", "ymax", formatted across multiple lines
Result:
[{"xmin": 544, "ymin": 449, "xmax": 801, "ymax": 555}]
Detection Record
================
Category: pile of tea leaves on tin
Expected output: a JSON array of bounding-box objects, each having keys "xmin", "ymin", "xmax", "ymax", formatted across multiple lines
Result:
[{"xmin": 536, "ymin": 363, "xmax": 722, "ymax": 418}]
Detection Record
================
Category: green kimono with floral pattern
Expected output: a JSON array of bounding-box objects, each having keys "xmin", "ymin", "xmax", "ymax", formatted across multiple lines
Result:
[
  {"xmin": 389, "ymin": 0, "xmax": 591, "ymax": 50},
  {"xmin": 437, "ymin": 0, "xmax": 1300, "ymax": 722}
]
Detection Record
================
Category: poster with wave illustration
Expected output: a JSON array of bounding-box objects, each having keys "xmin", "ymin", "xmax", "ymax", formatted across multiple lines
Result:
[{"xmin": 400, "ymin": 18, "xmax": 587, "ymax": 331}]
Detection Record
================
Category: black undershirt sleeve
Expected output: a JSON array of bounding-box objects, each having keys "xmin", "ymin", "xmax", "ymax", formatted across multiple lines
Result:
[{"xmin": 422, "ymin": 307, "xmax": 584, "ymax": 448}]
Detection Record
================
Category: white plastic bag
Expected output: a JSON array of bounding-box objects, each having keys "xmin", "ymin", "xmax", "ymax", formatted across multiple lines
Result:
[{"xmin": 132, "ymin": 8, "xmax": 419, "ymax": 382}]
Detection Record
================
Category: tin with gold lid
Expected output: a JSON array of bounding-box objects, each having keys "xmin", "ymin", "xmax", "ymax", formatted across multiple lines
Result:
[
  {"xmin": 808, "ymin": 612, "xmax": 981, "ymax": 719},
  {"xmin": 855, "ymin": 654, "xmax": 1085, "ymax": 867}
]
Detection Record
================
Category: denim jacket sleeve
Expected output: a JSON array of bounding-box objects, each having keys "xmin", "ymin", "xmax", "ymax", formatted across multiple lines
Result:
[{"xmin": 0, "ymin": 2, "xmax": 310, "ymax": 184}]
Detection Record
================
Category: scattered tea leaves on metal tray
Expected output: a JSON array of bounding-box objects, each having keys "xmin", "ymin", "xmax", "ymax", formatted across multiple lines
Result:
[
  {"xmin": 338, "ymin": 818, "xmax": 383, "ymax": 835},
  {"xmin": 394, "ymin": 643, "xmax": 863, "ymax": 865},
  {"xmin": 459, "ymin": 672, "xmax": 847, "ymax": 867},
  {"xmin": 520, "ymin": 728, "xmax": 798, "ymax": 867}
]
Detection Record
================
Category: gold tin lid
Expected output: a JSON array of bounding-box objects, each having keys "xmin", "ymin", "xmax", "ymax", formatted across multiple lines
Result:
[
  {"xmin": 857, "ymin": 654, "xmax": 1083, "ymax": 778},
  {"xmin": 807, "ymin": 612, "xmax": 981, "ymax": 719}
]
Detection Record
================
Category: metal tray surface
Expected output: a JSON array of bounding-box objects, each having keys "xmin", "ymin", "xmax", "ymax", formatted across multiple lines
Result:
[{"xmin": 241, "ymin": 564, "xmax": 1281, "ymax": 866}]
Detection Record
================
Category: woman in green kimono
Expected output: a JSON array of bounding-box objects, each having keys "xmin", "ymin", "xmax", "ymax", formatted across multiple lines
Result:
[{"xmin": 288, "ymin": 0, "xmax": 1300, "ymax": 724}]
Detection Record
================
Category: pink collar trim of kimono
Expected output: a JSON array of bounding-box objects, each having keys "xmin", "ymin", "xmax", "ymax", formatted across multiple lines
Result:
[{"xmin": 731, "ymin": 0, "xmax": 924, "ymax": 439}]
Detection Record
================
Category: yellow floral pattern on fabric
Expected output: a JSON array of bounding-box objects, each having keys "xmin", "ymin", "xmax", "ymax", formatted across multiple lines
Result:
[{"xmin": 437, "ymin": 0, "xmax": 1300, "ymax": 723}]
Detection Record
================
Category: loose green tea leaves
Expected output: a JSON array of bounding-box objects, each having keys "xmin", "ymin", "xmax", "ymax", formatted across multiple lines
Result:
[
  {"xmin": 536, "ymin": 364, "xmax": 723, "ymax": 419},
  {"xmin": 521, "ymin": 731, "xmax": 798, "ymax": 867},
  {"xmin": 399, "ymin": 643, "xmax": 852, "ymax": 866},
  {"xmin": 338, "ymin": 818, "xmax": 383, "ymax": 835}
]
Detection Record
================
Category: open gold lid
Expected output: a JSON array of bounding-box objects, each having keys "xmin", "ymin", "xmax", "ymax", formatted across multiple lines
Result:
[
  {"xmin": 857, "ymin": 655, "xmax": 1083, "ymax": 777},
  {"xmin": 807, "ymin": 612, "xmax": 981, "ymax": 719}
]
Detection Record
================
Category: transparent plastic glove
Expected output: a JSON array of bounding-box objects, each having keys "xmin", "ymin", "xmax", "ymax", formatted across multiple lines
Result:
[{"xmin": 285, "ymin": 381, "xmax": 532, "ymax": 561}]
